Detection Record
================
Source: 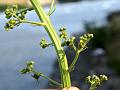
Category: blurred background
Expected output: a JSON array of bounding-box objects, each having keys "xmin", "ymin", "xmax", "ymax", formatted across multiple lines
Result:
[{"xmin": 0, "ymin": 0, "xmax": 120, "ymax": 90}]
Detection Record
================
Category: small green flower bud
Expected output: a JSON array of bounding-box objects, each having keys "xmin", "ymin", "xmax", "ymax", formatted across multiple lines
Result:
[
  {"xmin": 78, "ymin": 33, "xmax": 93, "ymax": 49},
  {"xmin": 26, "ymin": 61, "xmax": 35, "ymax": 68},
  {"xmin": 10, "ymin": 25, "xmax": 14, "ymax": 29},
  {"xmin": 32, "ymin": 72, "xmax": 42, "ymax": 80},
  {"xmin": 5, "ymin": 9, "xmax": 12, "ymax": 19},
  {"xmin": 9, "ymin": 8, "xmax": 14, "ymax": 13},
  {"xmin": 20, "ymin": 68, "xmax": 30, "ymax": 74},
  {"xmin": 88, "ymin": 34, "xmax": 94, "ymax": 38},
  {"xmin": 59, "ymin": 27, "xmax": 68, "ymax": 40},
  {"xmin": 9, "ymin": 19, "xmax": 16, "ymax": 25},
  {"xmin": 59, "ymin": 27, "xmax": 66, "ymax": 32},
  {"xmin": 4, "ymin": 19, "xmax": 17, "ymax": 31},
  {"xmin": 40, "ymin": 39, "xmax": 49, "ymax": 48},
  {"xmin": 20, "ymin": 61, "xmax": 35, "ymax": 74},
  {"xmin": 60, "ymin": 32, "xmax": 68, "ymax": 39},
  {"xmin": 66, "ymin": 37, "xmax": 75, "ymax": 46},
  {"xmin": 4, "ymin": 23, "xmax": 10, "ymax": 31},
  {"xmin": 80, "ymin": 36, "xmax": 84, "ymax": 40},
  {"xmin": 5, "ymin": 9, "xmax": 10, "ymax": 15},
  {"xmin": 86, "ymin": 76, "xmax": 91, "ymax": 83},
  {"xmin": 79, "ymin": 40, "xmax": 84, "ymax": 47},
  {"xmin": 12, "ymin": 4, "xmax": 18, "ymax": 12},
  {"xmin": 100, "ymin": 75, "xmax": 108, "ymax": 81},
  {"xmin": 18, "ymin": 12, "xmax": 27, "ymax": 20},
  {"xmin": 92, "ymin": 75, "xmax": 98, "ymax": 80},
  {"xmin": 66, "ymin": 41, "xmax": 71, "ymax": 46}
]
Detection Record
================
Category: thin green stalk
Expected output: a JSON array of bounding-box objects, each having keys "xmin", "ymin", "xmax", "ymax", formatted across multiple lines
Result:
[
  {"xmin": 68, "ymin": 36, "xmax": 92, "ymax": 72},
  {"xmin": 68, "ymin": 49, "xmax": 81, "ymax": 72},
  {"xmin": 30, "ymin": 0, "xmax": 71, "ymax": 88},
  {"xmin": 71, "ymin": 44, "xmax": 77, "ymax": 51},
  {"xmin": 17, "ymin": 7, "xmax": 33, "ymax": 14},
  {"xmin": 32, "ymin": 69, "xmax": 62, "ymax": 87},
  {"xmin": 41, "ymin": 74, "xmax": 62, "ymax": 87},
  {"xmin": 20, "ymin": 20, "xmax": 46, "ymax": 26},
  {"xmin": 48, "ymin": 0, "xmax": 56, "ymax": 16},
  {"xmin": 13, "ymin": 14, "xmax": 46, "ymax": 26}
]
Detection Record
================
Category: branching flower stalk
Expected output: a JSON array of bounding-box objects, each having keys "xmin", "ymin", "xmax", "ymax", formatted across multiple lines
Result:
[
  {"xmin": 4, "ymin": 0, "xmax": 107, "ymax": 89},
  {"xmin": 68, "ymin": 34, "xmax": 93, "ymax": 72},
  {"xmin": 20, "ymin": 61, "xmax": 62, "ymax": 87}
]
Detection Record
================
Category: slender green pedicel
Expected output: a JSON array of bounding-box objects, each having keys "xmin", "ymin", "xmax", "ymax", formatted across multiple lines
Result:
[{"xmin": 29, "ymin": 0, "xmax": 71, "ymax": 88}]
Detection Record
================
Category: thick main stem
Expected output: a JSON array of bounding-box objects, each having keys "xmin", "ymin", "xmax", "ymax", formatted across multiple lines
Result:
[{"xmin": 30, "ymin": 0, "xmax": 71, "ymax": 88}]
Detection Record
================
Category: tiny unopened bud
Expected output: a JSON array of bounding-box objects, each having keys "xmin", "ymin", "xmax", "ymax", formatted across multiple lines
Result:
[
  {"xmin": 40, "ymin": 39, "xmax": 50, "ymax": 48},
  {"xmin": 12, "ymin": 5, "xmax": 18, "ymax": 11},
  {"xmin": 26, "ymin": 61, "xmax": 35, "ymax": 68},
  {"xmin": 32, "ymin": 72, "xmax": 42, "ymax": 80},
  {"xmin": 100, "ymin": 75, "xmax": 108, "ymax": 81},
  {"xmin": 86, "ymin": 76, "xmax": 91, "ymax": 83},
  {"xmin": 66, "ymin": 37, "xmax": 75, "ymax": 46},
  {"xmin": 78, "ymin": 33, "xmax": 93, "ymax": 49},
  {"xmin": 20, "ymin": 68, "xmax": 30, "ymax": 74},
  {"xmin": 59, "ymin": 27, "xmax": 66, "ymax": 32}
]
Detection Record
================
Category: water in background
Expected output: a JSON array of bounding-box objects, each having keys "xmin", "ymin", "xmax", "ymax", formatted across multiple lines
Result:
[{"xmin": 0, "ymin": 0, "xmax": 120, "ymax": 90}]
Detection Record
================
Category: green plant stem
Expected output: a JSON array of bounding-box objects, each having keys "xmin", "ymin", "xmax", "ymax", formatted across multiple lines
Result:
[
  {"xmin": 68, "ymin": 38, "xmax": 91, "ymax": 72},
  {"xmin": 48, "ymin": 0, "xmax": 56, "ymax": 16},
  {"xmin": 71, "ymin": 44, "xmax": 77, "ymax": 51},
  {"xmin": 41, "ymin": 74, "xmax": 62, "ymax": 87},
  {"xmin": 13, "ymin": 14, "xmax": 46, "ymax": 26},
  {"xmin": 68, "ymin": 49, "xmax": 81, "ymax": 72},
  {"xmin": 30, "ymin": 0, "xmax": 71, "ymax": 88},
  {"xmin": 32, "ymin": 70, "xmax": 61, "ymax": 87},
  {"xmin": 20, "ymin": 20, "xmax": 46, "ymax": 26}
]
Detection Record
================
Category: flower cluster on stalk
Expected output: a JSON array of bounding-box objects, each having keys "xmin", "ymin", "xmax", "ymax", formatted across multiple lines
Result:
[
  {"xmin": 40, "ymin": 39, "xmax": 53, "ymax": 49},
  {"xmin": 78, "ymin": 33, "xmax": 93, "ymax": 50},
  {"xmin": 4, "ymin": 5, "xmax": 27, "ymax": 31},
  {"xmin": 20, "ymin": 61, "xmax": 42, "ymax": 80},
  {"xmin": 86, "ymin": 75, "xmax": 108, "ymax": 89}
]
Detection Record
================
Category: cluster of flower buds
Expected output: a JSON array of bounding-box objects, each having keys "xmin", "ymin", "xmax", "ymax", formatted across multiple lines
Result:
[
  {"xmin": 5, "ymin": 5, "xmax": 18, "ymax": 19},
  {"xmin": 40, "ymin": 39, "xmax": 51, "ymax": 49},
  {"xmin": 86, "ymin": 75, "xmax": 108, "ymax": 88},
  {"xmin": 32, "ymin": 72, "xmax": 42, "ymax": 80},
  {"xmin": 4, "ymin": 19, "xmax": 16, "ymax": 31},
  {"xmin": 4, "ymin": 5, "xmax": 28, "ymax": 31},
  {"xmin": 20, "ymin": 61, "xmax": 35, "ymax": 74},
  {"xmin": 61, "ymin": 37, "xmax": 75, "ymax": 47},
  {"xmin": 17, "ymin": 10, "xmax": 27, "ymax": 20},
  {"xmin": 78, "ymin": 33, "xmax": 93, "ymax": 50},
  {"xmin": 4, "ymin": 5, "xmax": 18, "ymax": 31},
  {"xmin": 59, "ymin": 27, "xmax": 68, "ymax": 40},
  {"xmin": 99, "ymin": 75, "xmax": 108, "ymax": 82},
  {"xmin": 20, "ymin": 61, "xmax": 42, "ymax": 80},
  {"xmin": 66, "ymin": 37, "xmax": 75, "ymax": 46}
]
